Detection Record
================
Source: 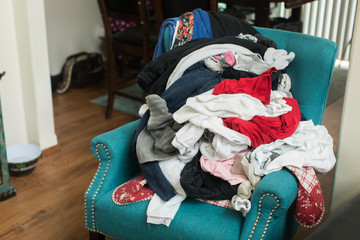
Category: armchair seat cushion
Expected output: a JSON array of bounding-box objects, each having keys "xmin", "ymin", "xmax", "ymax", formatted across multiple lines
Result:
[{"xmin": 94, "ymin": 189, "xmax": 244, "ymax": 240}]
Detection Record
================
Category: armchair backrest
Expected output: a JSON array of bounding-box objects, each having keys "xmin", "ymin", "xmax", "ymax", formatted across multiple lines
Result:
[{"xmin": 256, "ymin": 27, "xmax": 338, "ymax": 125}]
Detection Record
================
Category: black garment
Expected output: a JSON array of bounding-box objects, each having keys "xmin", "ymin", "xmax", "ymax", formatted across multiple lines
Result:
[
  {"xmin": 221, "ymin": 67, "xmax": 284, "ymax": 91},
  {"xmin": 207, "ymin": 11, "xmax": 259, "ymax": 38},
  {"xmin": 162, "ymin": 0, "xmax": 210, "ymax": 18},
  {"xmin": 208, "ymin": 11, "xmax": 277, "ymax": 48},
  {"xmin": 106, "ymin": 0, "xmax": 138, "ymax": 14},
  {"xmin": 254, "ymin": 33, "xmax": 278, "ymax": 49},
  {"xmin": 180, "ymin": 152, "xmax": 239, "ymax": 200},
  {"xmin": 137, "ymin": 36, "xmax": 268, "ymax": 95},
  {"xmin": 221, "ymin": 67, "xmax": 259, "ymax": 79},
  {"xmin": 135, "ymin": 62, "xmax": 222, "ymax": 201}
]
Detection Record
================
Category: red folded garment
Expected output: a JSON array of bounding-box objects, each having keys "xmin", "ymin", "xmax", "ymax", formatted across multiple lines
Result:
[
  {"xmin": 223, "ymin": 98, "xmax": 301, "ymax": 148},
  {"xmin": 213, "ymin": 67, "xmax": 277, "ymax": 105}
]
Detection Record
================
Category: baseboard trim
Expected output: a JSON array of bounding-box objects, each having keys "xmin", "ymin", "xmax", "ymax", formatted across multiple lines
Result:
[{"xmin": 41, "ymin": 143, "xmax": 61, "ymax": 158}]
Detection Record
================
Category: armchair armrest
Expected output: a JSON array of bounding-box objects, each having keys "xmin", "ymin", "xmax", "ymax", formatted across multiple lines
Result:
[
  {"xmin": 240, "ymin": 169, "xmax": 299, "ymax": 240},
  {"xmin": 88, "ymin": 119, "xmax": 140, "ymax": 195},
  {"xmin": 85, "ymin": 120, "xmax": 140, "ymax": 229}
]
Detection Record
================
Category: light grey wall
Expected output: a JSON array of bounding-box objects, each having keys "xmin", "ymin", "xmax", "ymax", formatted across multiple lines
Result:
[{"xmin": 44, "ymin": 0, "xmax": 105, "ymax": 75}]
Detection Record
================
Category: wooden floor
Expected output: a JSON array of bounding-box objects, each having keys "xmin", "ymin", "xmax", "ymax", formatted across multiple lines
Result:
[
  {"xmin": 0, "ymin": 78, "xmax": 343, "ymax": 240},
  {"xmin": 0, "ymin": 79, "xmax": 139, "ymax": 240}
]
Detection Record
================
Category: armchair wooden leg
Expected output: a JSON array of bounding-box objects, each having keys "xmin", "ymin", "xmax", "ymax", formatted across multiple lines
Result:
[
  {"xmin": 106, "ymin": 53, "xmax": 117, "ymax": 119},
  {"xmin": 106, "ymin": 89, "xmax": 115, "ymax": 119},
  {"xmin": 89, "ymin": 231, "xmax": 105, "ymax": 240}
]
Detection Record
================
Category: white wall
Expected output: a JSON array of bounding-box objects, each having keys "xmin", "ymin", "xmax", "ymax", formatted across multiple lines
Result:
[
  {"xmin": 0, "ymin": 0, "xmax": 57, "ymax": 150},
  {"xmin": 330, "ymin": 3, "xmax": 360, "ymax": 213},
  {"xmin": 0, "ymin": 0, "xmax": 105, "ymax": 151},
  {"xmin": 0, "ymin": 0, "xmax": 28, "ymax": 145},
  {"xmin": 44, "ymin": 0, "xmax": 105, "ymax": 75}
]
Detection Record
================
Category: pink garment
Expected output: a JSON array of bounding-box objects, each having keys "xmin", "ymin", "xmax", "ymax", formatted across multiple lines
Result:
[
  {"xmin": 213, "ymin": 67, "xmax": 277, "ymax": 105},
  {"xmin": 213, "ymin": 51, "xmax": 236, "ymax": 66},
  {"xmin": 200, "ymin": 155, "xmax": 248, "ymax": 185},
  {"xmin": 223, "ymin": 97, "xmax": 301, "ymax": 148},
  {"xmin": 213, "ymin": 55, "xmax": 221, "ymax": 61},
  {"xmin": 224, "ymin": 51, "xmax": 236, "ymax": 66}
]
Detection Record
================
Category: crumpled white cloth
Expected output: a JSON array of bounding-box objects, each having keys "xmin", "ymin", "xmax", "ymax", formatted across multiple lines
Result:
[
  {"xmin": 199, "ymin": 134, "xmax": 249, "ymax": 160},
  {"xmin": 231, "ymin": 195, "xmax": 251, "ymax": 217},
  {"xmin": 233, "ymin": 155, "xmax": 261, "ymax": 199},
  {"xmin": 232, "ymin": 48, "xmax": 295, "ymax": 74},
  {"xmin": 172, "ymin": 89, "xmax": 293, "ymax": 160},
  {"xmin": 147, "ymin": 194, "xmax": 186, "ymax": 227},
  {"xmin": 172, "ymin": 123, "xmax": 206, "ymax": 155},
  {"xmin": 278, "ymin": 73, "xmax": 292, "ymax": 93},
  {"xmin": 249, "ymin": 120, "xmax": 336, "ymax": 176},
  {"xmin": 204, "ymin": 47, "xmax": 295, "ymax": 76},
  {"xmin": 174, "ymin": 89, "xmax": 292, "ymax": 122},
  {"xmin": 147, "ymin": 143, "xmax": 199, "ymax": 227},
  {"xmin": 172, "ymin": 120, "xmax": 250, "ymax": 160},
  {"xmin": 264, "ymin": 48, "xmax": 296, "ymax": 71}
]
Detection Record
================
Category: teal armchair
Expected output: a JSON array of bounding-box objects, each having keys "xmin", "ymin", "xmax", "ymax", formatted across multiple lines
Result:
[{"xmin": 85, "ymin": 28, "xmax": 337, "ymax": 240}]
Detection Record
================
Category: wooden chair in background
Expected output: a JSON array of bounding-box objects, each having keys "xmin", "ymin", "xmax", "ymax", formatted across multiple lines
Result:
[
  {"xmin": 210, "ymin": 0, "xmax": 314, "ymax": 27},
  {"xmin": 97, "ymin": 0, "xmax": 164, "ymax": 118}
]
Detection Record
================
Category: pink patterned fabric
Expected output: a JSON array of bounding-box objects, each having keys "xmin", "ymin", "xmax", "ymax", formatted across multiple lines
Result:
[
  {"xmin": 112, "ymin": 175, "xmax": 154, "ymax": 205},
  {"xmin": 174, "ymin": 12, "xmax": 194, "ymax": 47},
  {"xmin": 109, "ymin": 17, "xmax": 137, "ymax": 33},
  {"xmin": 288, "ymin": 166, "xmax": 325, "ymax": 228}
]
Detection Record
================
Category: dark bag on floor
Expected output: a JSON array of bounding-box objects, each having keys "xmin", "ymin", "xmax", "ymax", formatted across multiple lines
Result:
[{"xmin": 55, "ymin": 52, "xmax": 105, "ymax": 94}]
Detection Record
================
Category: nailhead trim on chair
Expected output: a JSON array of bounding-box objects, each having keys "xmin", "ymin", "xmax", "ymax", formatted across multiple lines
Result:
[
  {"xmin": 248, "ymin": 193, "xmax": 280, "ymax": 240},
  {"xmin": 84, "ymin": 143, "xmax": 116, "ymax": 240}
]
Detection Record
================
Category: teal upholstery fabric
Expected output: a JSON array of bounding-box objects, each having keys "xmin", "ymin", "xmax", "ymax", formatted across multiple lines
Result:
[
  {"xmin": 240, "ymin": 169, "xmax": 299, "ymax": 240},
  {"xmin": 164, "ymin": 26, "xmax": 171, "ymax": 52},
  {"xmin": 95, "ymin": 193, "xmax": 244, "ymax": 240},
  {"xmin": 84, "ymin": 28, "xmax": 338, "ymax": 240}
]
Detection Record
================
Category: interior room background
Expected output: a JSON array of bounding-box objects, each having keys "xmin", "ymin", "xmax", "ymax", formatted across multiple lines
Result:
[{"xmin": 0, "ymin": 0, "xmax": 359, "ymax": 214}]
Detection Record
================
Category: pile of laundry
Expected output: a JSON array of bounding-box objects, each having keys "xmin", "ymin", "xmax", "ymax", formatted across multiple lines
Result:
[{"xmin": 112, "ymin": 9, "xmax": 336, "ymax": 229}]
